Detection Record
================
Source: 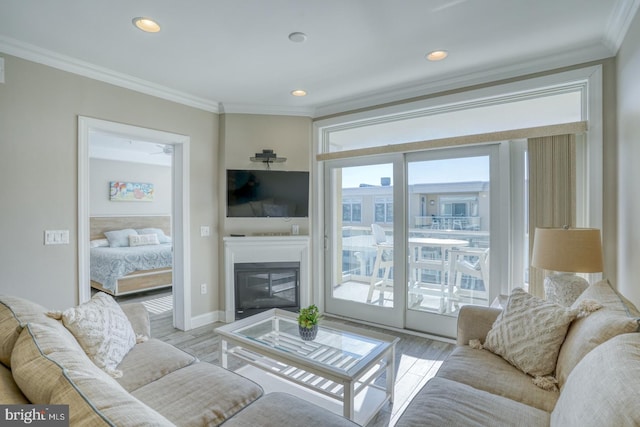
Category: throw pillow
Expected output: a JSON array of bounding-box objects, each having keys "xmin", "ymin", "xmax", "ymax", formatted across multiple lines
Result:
[
  {"xmin": 104, "ymin": 229, "xmax": 138, "ymax": 248},
  {"xmin": 555, "ymin": 279, "xmax": 640, "ymax": 387},
  {"xmin": 135, "ymin": 228, "xmax": 172, "ymax": 244},
  {"xmin": 129, "ymin": 233, "xmax": 160, "ymax": 247},
  {"xmin": 483, "ymin": 288, "xmax": 580, "ymax": 379},
  {"xmin": 52, "ymin": 292, "xmax": 136, "ymax": 377}
]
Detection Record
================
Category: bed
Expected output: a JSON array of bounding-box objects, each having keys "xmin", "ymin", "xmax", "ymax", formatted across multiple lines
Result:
[{"xmin": 90, "ymin": 216, "xmax": 173, "ymax": 296}]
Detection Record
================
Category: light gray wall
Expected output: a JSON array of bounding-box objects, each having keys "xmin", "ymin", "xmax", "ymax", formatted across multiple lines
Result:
[
  {"xmin": 616, "ymin": 9, "xmax": 640, "ymax": 306},
  {"xmin": 218, "ymin": 113, "xmax": 312, "ymax": 313},
  {"xmin": 220, "ymin": 113, "xmax": 312, "ymax": 237},
  {"xmin": 90, "ymin": 159, "xmax": 172, "ymax": 216},
  {"xmin": 0, "ymin": 54, "xmax": 218, "ymax": 316}
]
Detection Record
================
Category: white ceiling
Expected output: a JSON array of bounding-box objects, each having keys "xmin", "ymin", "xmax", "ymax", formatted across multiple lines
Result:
[{"xmin": 0, "ymin": 0, "xmax": 637, "ymax": 117}]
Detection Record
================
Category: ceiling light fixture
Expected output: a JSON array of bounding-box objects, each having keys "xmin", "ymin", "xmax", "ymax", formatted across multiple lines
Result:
[
  {"xmin": 426, "ymin": 50, "xmax": 448, "ymax": 61},
  {"xmin": 288, "ymin": 32, "xmax": 308, "ymax": 43},
  {"xmin": 132, "ymin": 17, "xmax": 161, "ymax": 33},
  {"xmin": 291, "ymin": 89, "xmax": 307, "ymax": 97}
]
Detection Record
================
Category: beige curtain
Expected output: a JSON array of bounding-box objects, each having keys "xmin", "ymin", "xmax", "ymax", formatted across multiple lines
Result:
[{"xmin": 528, "ymin": 134, "xmax": 576, "ymax": 297}]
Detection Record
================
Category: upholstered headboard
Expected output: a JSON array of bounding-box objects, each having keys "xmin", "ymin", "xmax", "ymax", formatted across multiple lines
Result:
[{"xmin": 90, "ymin": 216, "xmax": 171, "ymax": 241}]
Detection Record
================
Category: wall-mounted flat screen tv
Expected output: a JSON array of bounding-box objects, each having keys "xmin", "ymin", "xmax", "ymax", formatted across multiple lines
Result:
[{"xmin": 227, "ymin": 169, "xmax": 309, "ymax": 218}]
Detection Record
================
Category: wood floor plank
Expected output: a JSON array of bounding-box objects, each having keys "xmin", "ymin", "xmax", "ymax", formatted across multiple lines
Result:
[{"xmin": 141, "ymin": 302, "xmax": 454, "ymax": 427}]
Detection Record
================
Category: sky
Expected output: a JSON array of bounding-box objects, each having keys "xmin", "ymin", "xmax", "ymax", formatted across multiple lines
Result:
[{"xmin": 341, "ymin": 156, "xmax": 490, "ymax": 188}]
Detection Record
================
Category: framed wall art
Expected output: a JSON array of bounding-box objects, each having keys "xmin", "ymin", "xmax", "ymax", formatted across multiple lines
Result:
[{"xmin": 109, "ymin": 181, "xmax": 154, "ymax": 202}]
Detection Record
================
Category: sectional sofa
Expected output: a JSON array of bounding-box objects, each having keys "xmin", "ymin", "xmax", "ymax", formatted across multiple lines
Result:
[
  {"xmin": 0, "ymin": 293, "xmax": 356, "ymax": 426},
  {"xmin": 396, "ymin": 280, "xmax": 640, "ymax": 426}
]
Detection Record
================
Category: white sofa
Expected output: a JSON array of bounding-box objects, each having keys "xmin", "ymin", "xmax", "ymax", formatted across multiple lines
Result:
[
  {"xmin": 0, "ymin": 294, "xmax": 356, "ymax": 426},
  {"xmin": 396, "ymin": 280, "xmax": 640, "ymax": 426}
]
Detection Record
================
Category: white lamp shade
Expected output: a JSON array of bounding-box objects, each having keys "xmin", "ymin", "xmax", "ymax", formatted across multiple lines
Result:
[{"xmin": 531, "ymin": 227, "xmax": 603, "ymax": 273}]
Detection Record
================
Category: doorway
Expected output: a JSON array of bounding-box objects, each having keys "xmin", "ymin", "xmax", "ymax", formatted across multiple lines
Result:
[{"xmin": 78, "ymin": 117, "xmax": 192, "ymax": 330}]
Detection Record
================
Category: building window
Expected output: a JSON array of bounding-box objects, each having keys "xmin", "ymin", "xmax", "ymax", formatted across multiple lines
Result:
[
  {"xmin": 375, "ymin": 197, "xmax": 393, "ymax": 223},
  {"xmin": 342, "ymin": 198, "xmax": 362, "ymax": 223},
  {"xmin": 442, "ymin": 202, "xmax": 467, "ymax": 216}
]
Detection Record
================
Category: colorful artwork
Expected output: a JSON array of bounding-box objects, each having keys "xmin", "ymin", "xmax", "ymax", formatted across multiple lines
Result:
[{"xmin": 109, "ymin": 181, "xmax": 154, "ymax": 202}]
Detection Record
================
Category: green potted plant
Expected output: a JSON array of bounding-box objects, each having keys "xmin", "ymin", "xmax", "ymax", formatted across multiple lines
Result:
[{"xmin": 297, "ymin": 304, "xmax": 320, "ymax": 341}]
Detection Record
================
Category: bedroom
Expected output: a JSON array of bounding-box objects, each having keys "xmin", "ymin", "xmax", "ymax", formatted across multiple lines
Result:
[{"xmin": 88, "ymin": 133, "xmax": 174, "ymax": 305}]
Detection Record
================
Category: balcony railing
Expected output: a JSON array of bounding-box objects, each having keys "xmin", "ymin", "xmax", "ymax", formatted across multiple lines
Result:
[{"xmin": 414, "ymin": 216, "xmax": 481, "ymax": 230}]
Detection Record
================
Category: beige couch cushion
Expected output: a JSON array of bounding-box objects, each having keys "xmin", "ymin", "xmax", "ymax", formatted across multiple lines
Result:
[
  {"xmin": 0, "ymin": 300, "xmax": 22, "ymax": 368},
  {"xmin": 556, "ymin": 279, "xmax": 640, "ymax": 387},
  {"xmin": 116, "ymin": 338, "xmax": 197, "ymax": 392},
  {"xmin": 11, "ymin": 323, "xmax": 173, "ymax": 426},
  {"xmin": 132, "ymin": 362, "xmax": 263, "ymax": 426},
  {"xmin": 120, "ymin": 302, "xmax": 151, "ymax": 339},
  {"xmin": 396, "ymin": 377, "xmax": 550, "ymax": 427},
  {"xmin": 224, "ymin": 392, "xmax": 358, "ymax": 426},
  {"xmin": 0, "ymin": 363, "xmax": 28, "ymax": 404},
  {"xmin": 436, "ymin": 346, "xmax": 559, "ymax": 412},
  {"xmin": 484, "ymin": 288, "xmax": 578, "ymax": 377},
  {"xmin": 551, "ymin": 333, "xmax": 640, "ymax": 426},
  {"xmin": 0, "ymin": 295, "xmax": 61, "ymax": 368}
]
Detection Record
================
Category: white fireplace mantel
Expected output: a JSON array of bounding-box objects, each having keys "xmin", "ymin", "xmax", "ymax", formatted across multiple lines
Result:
[{"xmin": 223, "ymin": 235, "xmax": 311, "ymax": 322}]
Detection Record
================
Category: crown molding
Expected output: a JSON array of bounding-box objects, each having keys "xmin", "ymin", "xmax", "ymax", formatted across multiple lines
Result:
[
  {"xmin": 603, "ymin": 0, "xmax": 640, "ymax": 52},
  {"xmin": 0, "ymin": 35, "xmax": 221, "ymax": 113},
  {"xmin": 220, "ymin": 102, "xmax": 314, "ymax": 117},
  {"xmin": 312, "ymin": 43, "xmax": 613, "ymax": 118}
]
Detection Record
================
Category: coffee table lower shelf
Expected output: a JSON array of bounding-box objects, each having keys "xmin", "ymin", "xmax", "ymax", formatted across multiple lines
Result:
[{"xmin": 228, "ymin": 346, "xmax": 390, "ymax": 426}]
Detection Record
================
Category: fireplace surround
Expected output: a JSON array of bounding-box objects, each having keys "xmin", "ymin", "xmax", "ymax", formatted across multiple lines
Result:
[{"xmin": 223, "ymin": 236, "xmax": 310, "ymax": 322}]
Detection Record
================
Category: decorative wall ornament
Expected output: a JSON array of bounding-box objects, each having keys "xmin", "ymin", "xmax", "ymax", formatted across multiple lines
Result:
[{"xmin": 109, "ymin": 181, "xmax": 154, "ymax": 202}]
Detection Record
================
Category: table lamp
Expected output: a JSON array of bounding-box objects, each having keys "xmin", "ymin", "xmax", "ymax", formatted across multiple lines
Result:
[{"xmin": 531, "ymin": 227, "xmax": 603, "ymax": 306}]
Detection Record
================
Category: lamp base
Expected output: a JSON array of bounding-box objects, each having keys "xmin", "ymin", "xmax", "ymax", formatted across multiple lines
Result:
[{"xmin": 544, "ymin": 273, "xmax": 589, "ymax": 306}]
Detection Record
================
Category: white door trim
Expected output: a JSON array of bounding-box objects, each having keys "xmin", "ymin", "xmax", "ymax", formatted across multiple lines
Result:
[{"xmin": 77, "ymin": 116, "xmax": 191, "ymax": 330}]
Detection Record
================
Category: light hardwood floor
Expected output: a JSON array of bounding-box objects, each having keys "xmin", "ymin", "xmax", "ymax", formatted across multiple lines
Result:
[{"xmin": 122, "ymin": 291, "xmax": 454, "ymax": 427}]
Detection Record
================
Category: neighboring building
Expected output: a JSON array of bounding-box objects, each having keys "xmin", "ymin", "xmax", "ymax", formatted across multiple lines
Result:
[{"xmin": 342, "ymin": 181, "xmax": 490, "ymax": 231}]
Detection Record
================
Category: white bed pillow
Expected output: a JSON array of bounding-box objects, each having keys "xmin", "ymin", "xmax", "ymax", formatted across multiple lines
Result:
[
  {"xmin": 90, "ymin": 238, "xmax": 109, "ymax": 248},
  {"xmin": 135, "ymin": 228, "xmax": 171, "ymax": 243},
  {"xmin": 129, "ymin": 233, "xmax": 160, "ymax": 247},
  {"xmin": 54, "ymin": 292, "xmax": 136, "ymax": 378},
  {"xmin": 104, "ymin": 229, "xmax": 138, "ymax": 248}
]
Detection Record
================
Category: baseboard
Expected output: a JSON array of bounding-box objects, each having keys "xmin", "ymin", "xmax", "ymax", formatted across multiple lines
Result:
[{"xmin": 190, "ymin": 310, "xmax": 225, "ymax": 329}]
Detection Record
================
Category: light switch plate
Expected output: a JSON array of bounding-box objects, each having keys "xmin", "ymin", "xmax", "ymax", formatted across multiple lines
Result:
[
  {"xmin": 200, "ymin": 226, "xmax": 210, "ymax": 237},
  {"xmin": 44, "ymin": 230, "xmax": 70, "ymax": 245}
]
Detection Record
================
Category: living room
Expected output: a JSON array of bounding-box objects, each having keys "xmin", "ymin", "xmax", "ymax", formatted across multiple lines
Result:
[{"xmin": 1, "ymin": 1, "xmax": 640, "ymax": 426}]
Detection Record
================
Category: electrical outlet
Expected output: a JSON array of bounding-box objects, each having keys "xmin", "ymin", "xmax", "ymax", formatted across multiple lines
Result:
[{"xmin": 200, "ymin": 283, "xmax": 207, "ymax": 294}]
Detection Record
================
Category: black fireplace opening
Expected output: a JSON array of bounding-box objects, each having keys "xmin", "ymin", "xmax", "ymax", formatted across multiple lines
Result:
[{"xmin": 234, "ymin": 262, "xmax": 300, "ymax": 319}]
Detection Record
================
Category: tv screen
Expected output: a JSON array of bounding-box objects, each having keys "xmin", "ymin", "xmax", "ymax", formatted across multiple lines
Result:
[{"xmin": 227, "ymin": 169, "xmax": 309, "ymax": 218}]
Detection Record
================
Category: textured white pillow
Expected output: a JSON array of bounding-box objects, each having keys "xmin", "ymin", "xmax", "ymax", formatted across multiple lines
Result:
[
  {"xmin": 58, "ymin": 292, "xmax": 136, "ymax": 377},
  {"xmin": 129, "ymin": 233, "xmax": 160, "ymax": 247},
  {"xmin": 89, "ymin": 238, "xmax": 109, "ymax": 248},
  {"xmin": 484, "ymin": 288, "xmax": 579, "ymax": 378}
]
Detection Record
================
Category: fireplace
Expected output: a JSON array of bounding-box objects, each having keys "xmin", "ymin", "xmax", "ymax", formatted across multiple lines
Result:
[
  {"xmin": 223, "ymin": 235, "xmax": 310, "ymax": 322},
  {"xmin": 234, "ymin": 262, "xmax": 300, "ymax": 319}
]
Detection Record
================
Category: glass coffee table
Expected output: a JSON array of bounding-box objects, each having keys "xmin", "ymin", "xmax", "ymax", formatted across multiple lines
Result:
[{"xmin": 216, "ymin": 309, "xmax": 399, "ymax": 425}]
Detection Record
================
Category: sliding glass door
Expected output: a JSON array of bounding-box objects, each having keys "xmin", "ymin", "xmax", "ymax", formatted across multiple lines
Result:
[
  {"xmin": 324, "ymin": 156, "xmax": 405, "ymax": 328},
  {"xmin": 405, "ymin": 145, "xmax": 501, "ymax": 337},
  {"xmin": 324, "ymin": 145, "xmax": 503, "ymax": 336}
]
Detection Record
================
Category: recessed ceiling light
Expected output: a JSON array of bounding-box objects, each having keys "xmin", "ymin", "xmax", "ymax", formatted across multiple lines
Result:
[
  {"xmin": 426, "ymin": 50, "xmax": 448, "ymax": 61},
  {"xmin": 288, "ymin": 32, "xmax": 308, "ymax": 43},
  {"xmin": 132, "ymin": 17, "xmax": 161, "ymax": 33},
  {"xmin": 291, "ymin": 89, "xmax": 307, "ymax": 97}
]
